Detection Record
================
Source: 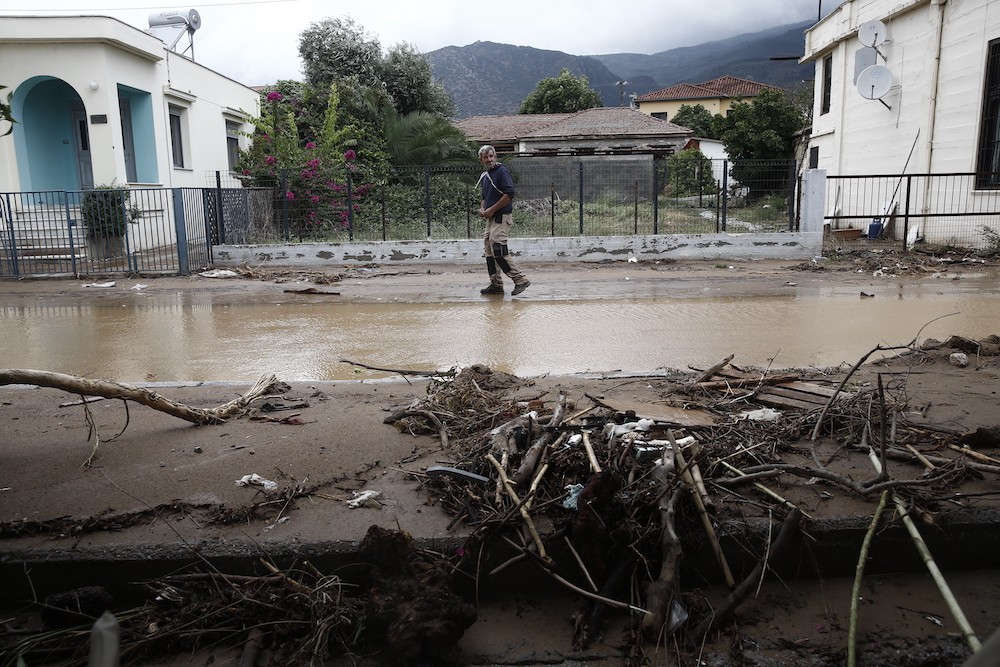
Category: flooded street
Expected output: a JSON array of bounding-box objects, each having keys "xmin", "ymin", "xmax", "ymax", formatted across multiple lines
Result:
[{"xmin": 2, "ymin": 262, "xmax": 999, "ymax": 382}]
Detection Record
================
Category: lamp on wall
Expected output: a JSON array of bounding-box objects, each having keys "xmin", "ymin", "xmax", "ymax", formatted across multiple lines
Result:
[{"xmin": 88, "ymin": 81, "xmax": 99, "ymax": 91}]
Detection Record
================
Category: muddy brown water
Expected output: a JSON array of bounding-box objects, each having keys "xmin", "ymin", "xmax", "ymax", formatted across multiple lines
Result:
[{"xmin": 3, "ymin": 277, "xmax": 999, "ymax": 382}]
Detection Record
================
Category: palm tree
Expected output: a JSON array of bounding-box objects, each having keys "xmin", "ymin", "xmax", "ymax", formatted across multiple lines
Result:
[{"xmin": 382, "ymin": 110, "xmax": 475, "ymax": 169}]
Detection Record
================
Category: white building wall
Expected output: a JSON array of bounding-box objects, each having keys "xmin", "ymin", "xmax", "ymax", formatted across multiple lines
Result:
[
  {"xmin": 803, "ymin": 0, "xmax": 1000, "ymax": 246},
  {"xmin": 0, "ymin": 15, "xmax": 258, "ymax": 193}
]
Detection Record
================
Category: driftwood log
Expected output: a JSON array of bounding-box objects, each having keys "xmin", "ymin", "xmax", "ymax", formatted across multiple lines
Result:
[{"xmin": 0, "ymin": 369, "xmax": 286, "ymax": 424}]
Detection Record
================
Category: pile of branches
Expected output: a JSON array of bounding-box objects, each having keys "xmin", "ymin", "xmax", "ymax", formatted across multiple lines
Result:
[
  {"xmin": 2, "ymin": 526, "xmax": 474, "ymax": 666},
  {"xmin": 385, "ymin": 355, "xmax": 995, "ymax": 663}
]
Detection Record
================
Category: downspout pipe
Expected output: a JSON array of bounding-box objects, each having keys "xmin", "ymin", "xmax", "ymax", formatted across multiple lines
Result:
[{"xmin": 923, "ymin": 0, "xmax": 947, "ymax": 175}]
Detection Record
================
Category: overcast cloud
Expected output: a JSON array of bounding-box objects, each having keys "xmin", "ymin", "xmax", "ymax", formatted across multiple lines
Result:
[{"xmin": 4, "ymin": 0, "xmax": 837, "ymax": 87}]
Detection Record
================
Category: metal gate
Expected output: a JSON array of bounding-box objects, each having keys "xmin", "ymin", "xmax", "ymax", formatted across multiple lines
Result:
[{"xmin": 0, "ymin": 187, "xmax": 243, "ymax": 278}]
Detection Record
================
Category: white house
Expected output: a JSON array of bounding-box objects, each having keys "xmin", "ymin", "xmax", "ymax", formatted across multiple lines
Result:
[
  {"xmin": 801, "ymin": 0, "xmax": 1000, "ymax": 246},
  {"xmin": 0, "ymin": 14, "xmax": 259, "ymax": 193}
]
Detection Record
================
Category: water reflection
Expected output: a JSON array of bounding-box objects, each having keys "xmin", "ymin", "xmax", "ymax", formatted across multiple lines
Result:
[{"xmin": 1, "ymin": 290, "xmax": 996, "ymax": 382}]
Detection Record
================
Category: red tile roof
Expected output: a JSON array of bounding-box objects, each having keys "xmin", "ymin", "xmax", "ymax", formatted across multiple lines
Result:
[
  {"xmin": 454, "ymin": 114, "xmax": 574, "ymax": 143},
  {"xmin": 456, "ymin": 107, "xmax": 690, "ymax": 142},
  {"xmin": 635, "ymin": 75, "xmax": 782, "ymax": 102}
]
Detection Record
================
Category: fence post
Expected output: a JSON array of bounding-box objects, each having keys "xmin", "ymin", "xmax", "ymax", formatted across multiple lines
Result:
[
  {"xmin": 466, "ymin": 181, "xmax": 472, "ymax": 239},
  {"xmin": 721, "ymin": 162, "xmax": 729, "ymax": 232},
  {"xmin": 347, "ymin": 172, "xmax": 355, "ymax": 242},
  {"xmin": 550, "ymin": 183, "xmax": 555, "ymax": 236},
  {"xmin": 382, "ymin": 188, "xmax": 388, "ymax": 242},
  {"xmin": 424, "ymin": 167, "xmax": 432, "ymax": 238},
  {"xmin": 214, "ymin": 171, "xmax": 226, "ymax": 244},
  {"xmin": 1, "ymin": 193, "xmax": 19, "ymax": 277},
  {"xmin": 279, "ymin": 170, "xmax": 290, "ymax": 242},
  {"xmin": 903, "ymin": 175, "xmax": 912, "ymax": 250},
  {"xmin": 578, "ymin": 162, "xmax": 584, "ymax": 235},
  {"xmin": 786, "ymin": 160, "xmax": 797, "ymax": 231},
  {"xmin": 63, "ymin": 195, "xmax": 78, "ymax": 276},
  {"xmin": 652, "ymin": 155, "xmax": 660, "ymax": 235},
  {"xmin": 799, "ymin": 169, "xmax": 826, "ymax": 234},
  {"xmin": 172, "ymin": 188, "xmax": 191, "ymax": 275},
  {"xmin": 634, "ymin": 181, "xmax": 639, "ymax": 234}
]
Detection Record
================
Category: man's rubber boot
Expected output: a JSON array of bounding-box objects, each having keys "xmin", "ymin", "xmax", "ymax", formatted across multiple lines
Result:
[
  {"xmin": 481, "ymin": 258, "xmax": 503, "ymax": 294},
  {"xmin": 511, "ymin": 280, "xmax": 531, "ymax": 296}
]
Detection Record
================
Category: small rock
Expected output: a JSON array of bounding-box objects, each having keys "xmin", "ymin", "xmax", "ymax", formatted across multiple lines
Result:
[
  {"xmin": 949, "ymin": 352, "xmax": 969, "ymax": 368},
  {"xmin": 193, "ymin": 446, "xmax": 203, "ymax": 453}
]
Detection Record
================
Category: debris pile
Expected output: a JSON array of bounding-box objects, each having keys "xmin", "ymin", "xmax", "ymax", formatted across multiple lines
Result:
[{"xmin": 385, "ymin": 342, "xmax": 1000, "ymax": 662}]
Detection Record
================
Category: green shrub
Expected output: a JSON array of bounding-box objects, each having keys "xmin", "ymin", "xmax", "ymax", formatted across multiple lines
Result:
[{"xmin": 82, "ymin": 183, "xmax": 140, "ymax": 239}]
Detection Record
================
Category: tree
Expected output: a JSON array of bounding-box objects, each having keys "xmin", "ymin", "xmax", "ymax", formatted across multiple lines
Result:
[
  {"xmin": 670, "ymin": 104, "xmax": 724, "ymax": 140},
  {"xmin": 382, "ymin": 111, "xmax": 475, "ymax": 169},
  {"xmin": 519, "ymin": 68, "xmax": 603, "ymax": 114},
  {"xmin": 1, "ymin": 85, "xmax": 15, "ymax": 136},
  {"xmin": 718, "ymin": 89, "xmax": 806, "ymax": 196},
  {"xmin": 382, "ymin": 43, "xmax": 454, "ymax": 118},
  {"xmin": 720, "ymin": 90, "xmax": 805, "ymax": 162},
  {"xmin": 665, "ymin": 149, "xmax": 718, "ymax": 198},
  {"xmin": 298, "ymin": 17, "xmax": 383, "ymax": 89},
  {"xmin": 298, "ymin": 17, "xmax": 455, "ymax": 121}
]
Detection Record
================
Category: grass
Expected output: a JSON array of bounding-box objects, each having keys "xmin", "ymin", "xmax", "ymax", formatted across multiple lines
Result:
[{"xmin": 242, "ymin": 194, "xmax": 793, "ymax": 243}]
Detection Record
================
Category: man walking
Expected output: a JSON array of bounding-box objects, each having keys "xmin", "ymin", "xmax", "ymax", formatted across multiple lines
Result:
[{"xmin": 477, "ymin": 145, "xmax": 530, "ymax": 296}]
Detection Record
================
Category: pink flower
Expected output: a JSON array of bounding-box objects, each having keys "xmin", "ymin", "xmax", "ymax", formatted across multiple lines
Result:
[
  {"xmin": 306, "ymin": 158, "xmax": 320, "ymax": 168},
  {"xmin": 310, "ymin": 195, "xmax": 320, "ymax": 203},
  {"xmin": 242, "ymin": 169, "xmax": 251, "ymax": 175},
  {"xmin": 305, "ymin": 142, "xmax": 316, "ymax": 150},
  {"xmin": 344, "ymin": 149, "xmax": 356, "ymax": 161},
  {"xmin": 285, "ymin": 191, "xmax": 295, "ymax": 200},
  {"xmin": 266, "ymin": 91, "xmax": 283, "ymax": 102},
  {"xmin": 265, "ymin": 155, "xmax": 276, "ymax": 165}
]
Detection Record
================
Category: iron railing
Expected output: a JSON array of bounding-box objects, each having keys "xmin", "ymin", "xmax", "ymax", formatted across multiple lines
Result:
[
  {"xmin": 220, "ymin": 156, "xmax": 798, "ymax": 244},
  {"xmin": 1, "ymin": 157, "xmax": 797, "ymax": 278},
  {"xmin": 825, "ymin": 172, "xmax": 1000, "ymax": 251},
  {"xmin": 0, "ymin": 188, "xmax": 209, "ymax": 278}
]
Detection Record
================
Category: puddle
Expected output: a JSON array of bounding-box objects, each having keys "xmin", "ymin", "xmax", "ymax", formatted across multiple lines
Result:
[{"xmin": 2, "ymin": 286, "xmax": 998, "ymax": 382}]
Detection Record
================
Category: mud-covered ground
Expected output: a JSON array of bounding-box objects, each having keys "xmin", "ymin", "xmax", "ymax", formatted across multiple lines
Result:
[{"xmin": 2, "ymin": 250, "xmax": 1000, "ymax": 666}]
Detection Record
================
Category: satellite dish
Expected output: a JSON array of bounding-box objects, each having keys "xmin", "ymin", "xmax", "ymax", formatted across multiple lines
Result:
[
  {"xmin": 858, "ymin": 20, "xmax": 887, "ymax": 47},
  {"xmin": 856, "ymin": 65, "xmax": 893, "ymax": 100}
]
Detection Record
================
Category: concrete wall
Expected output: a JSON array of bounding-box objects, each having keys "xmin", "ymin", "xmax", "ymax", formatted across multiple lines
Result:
[{"xmin": 213, "ymin": 231, "xmax": 823, "ymax": 268}]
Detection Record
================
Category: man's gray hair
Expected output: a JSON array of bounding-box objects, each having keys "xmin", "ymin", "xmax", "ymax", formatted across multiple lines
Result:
[{"xmin": 478, "ymin": 145, "xmax": 496, "ymax": 158}]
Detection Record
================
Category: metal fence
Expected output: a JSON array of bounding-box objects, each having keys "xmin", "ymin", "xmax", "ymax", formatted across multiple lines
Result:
[
  {"xmin": 0, "ymin": 188, "xmax": 210, "ymax": 278},
  {"xmin": 223, "ymin": 156, "xmax": 798, "ymax": 244},
  {"xmin": 824, "ymin": 172, "xmax": 1000, "ymax": 252},
  {"xmin": 0, "ymin": 156, "xmax": 797, "ymax": 278}
]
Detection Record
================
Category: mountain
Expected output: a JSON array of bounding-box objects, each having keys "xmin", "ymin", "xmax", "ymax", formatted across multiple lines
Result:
[
  {"xmin": 426, "ymin": 42, "xmax": 631, "ymax": 120},
  {"xmin": 427, "ymin": 20, "xmax": 814, "ymax": 120}
]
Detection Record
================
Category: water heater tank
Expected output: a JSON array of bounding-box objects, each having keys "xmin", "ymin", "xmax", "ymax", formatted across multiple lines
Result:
[{"xmin": 148, "ymin": 9, "xmax": 201, "ymax": 31}]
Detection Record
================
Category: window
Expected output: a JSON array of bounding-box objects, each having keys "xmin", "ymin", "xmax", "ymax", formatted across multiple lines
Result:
[
  {"xmin": 977, "ymin": 39, "xmax": 1000, "ymax": 189},
  {"xmin": 226, "ymin": 120, "xmax": 241, "ymax": 171},
  {"xmin": 821, "ymin": 54, "xmax": 833, "ymax": 115},
  {"xmin": 651, "ymin": 111, "xmax": 668, "ymax": 121},
  {"xmin": 809, "ymin": 146, "xmax": 819, "ymax": 169},
  {"xmin": 169, "ymin": 106, "xmax": 186, "ymax": 168}
]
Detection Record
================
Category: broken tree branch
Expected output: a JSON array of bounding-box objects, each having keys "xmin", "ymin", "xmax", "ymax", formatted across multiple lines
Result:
[
  {"xmin": 868, "ymin": 449, "xmax": 981, "ymax": 652},
  {"xmin": 0, "ymin": 369, "xmax": 285, "ymax": 425},
  {"xmin": 688, "ymin": 509, "xmax": 802, "ymax": 643},
  {"xmin": 338, "ymin": 359, "xmax": 448, "ymax": 377}
]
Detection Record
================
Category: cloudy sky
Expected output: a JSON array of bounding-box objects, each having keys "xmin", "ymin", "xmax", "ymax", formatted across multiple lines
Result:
[{"xmin": 5, "ymin": 0, "xmax": 837, "ymax": 87}]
